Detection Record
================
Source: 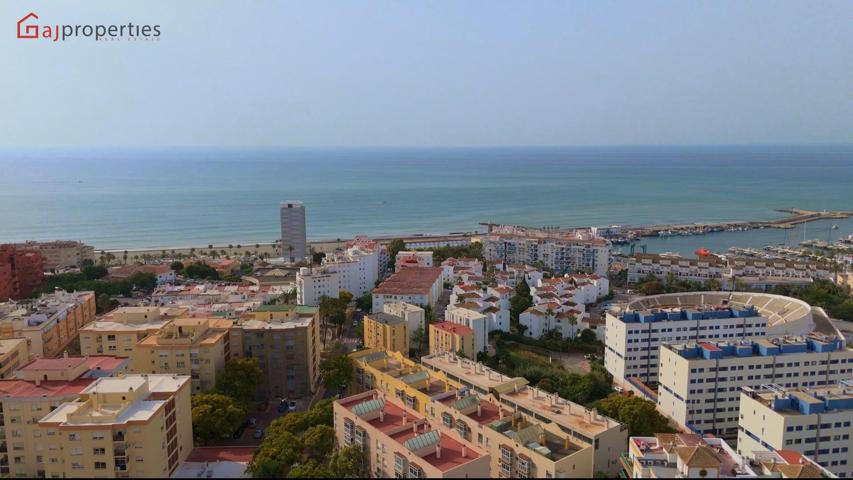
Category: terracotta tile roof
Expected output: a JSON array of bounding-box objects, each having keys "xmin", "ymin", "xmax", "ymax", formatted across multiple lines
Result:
[
  {"xmin": 431, "ymin": 321, "xmax": 474, "ymax": 336},
  {"xmin": 0, "ymin": 378, "xmax": 93, "ymax": 398},
  {"xmin": 373, "ymin": 267, "xmax": 444, "ymax": 295}
]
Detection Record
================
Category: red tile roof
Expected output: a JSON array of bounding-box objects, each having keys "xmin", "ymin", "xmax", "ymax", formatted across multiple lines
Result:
[
  {"xmin": 373, "ymin": 267, "xmax": 444, "ymax": 295},
  {"xmin": 21, "ymin": 356, "xmax": 88, "ymax": 371},
  {"xmin": 0, "ymin": 378, "xmax": 93, "ymax": 399},
  {"xmin": 186, "ymin": 446, "xmax": 256, "ymax": 463},
  {"xmin": 432, "ymin": 322, "xmax": 474, "ymax": 336}
]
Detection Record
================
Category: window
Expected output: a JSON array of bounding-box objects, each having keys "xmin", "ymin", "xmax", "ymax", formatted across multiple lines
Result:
[
  {"xmin": 94, "ymin": 462, "xmax": 107, "ymax": 470},
  {"xmin": 93, "ymin": 448, "xmax": 105, "ymax": 456}
]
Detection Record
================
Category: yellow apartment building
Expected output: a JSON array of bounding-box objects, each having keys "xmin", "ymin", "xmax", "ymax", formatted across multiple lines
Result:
[
  {"xmin": 363, "ymin": 312, "xmax": 409, "ymax": 355},
  {"xmin": 0, "ymin": 290, "xmax": 96, "ymax": 358},
  {"xmin": 0, "ymin": 355, "xmax": 128, "ymax": 478},
  {"xmin": 130, "ymin": 318, "xmax": 231, "ymax": 394},
  {"xmin": 38, "ymin": 374, "xmax": 193, "ymax": 478},
  {"xmin": 429, "ymin": 322, "xmax": 476, "ymax": 359},
  {"xmin": 79, "ymin": 306, "xmax": 186, "ymax": 357},
  {"xmin": 0, "ymin": 338, "xmax": 29, "ymax": 379}
]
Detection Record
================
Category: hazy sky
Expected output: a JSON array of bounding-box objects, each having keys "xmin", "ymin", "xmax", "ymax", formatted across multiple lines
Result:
[{"xmin": 2, "ymin": 0, "xmax": 851, "ymax": 148}]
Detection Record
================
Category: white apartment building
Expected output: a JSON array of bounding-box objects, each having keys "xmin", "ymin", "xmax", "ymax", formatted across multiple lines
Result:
[
  {"xmin": 395, "ymin": 251, "xmax": 434, "ymax": 270},
  {"xmin": 657, "ymin": 333, "xmax": 853, "ymax": 438},
  {"xmin": 296, "ymin": 240, "xmax": 380, "ymax": 305},
  {"xmin": 448, "ymin": 283, "xmax": 511, "ymax": 335},
  {"xmin": 624, "ymin": 433, "xmax": 757, "ymax": 478},
  {"xmin": 444, "ymin": 306, "xmax": 489, "ymax": 354},
  {"xmin": 738, "ymin": 382, "xmax": 853, "ymax": 478},
  {"xmin": 382, "ymin": 302, "xmax": 426, "ymax": 339},
  {"xmin": 483, "ymin": 233, "xmax": 610, "ymax": 276},
  {"xmin": 372, "ymin": 267, "xmax": 444, "ymax": 313},
  {"xmin": 604, "ymin": 292, "xmax": 814, "ymax": 386},
  {"xmin": 280, "ymin": 201, "xmax": 306, "ymax": 263},
  {"xmin": 628, "ymin": 253, "xmax": 831, "ymax": 290},
  {"xmin": 519, "ymin": 273, "xmax": 609, "ymax": 340},
  {"xmin": 440, "ymin": 257, "xmax": 483, "ymax": 283}
]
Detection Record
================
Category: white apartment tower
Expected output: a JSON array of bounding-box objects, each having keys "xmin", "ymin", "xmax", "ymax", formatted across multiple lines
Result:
[{"xmin": 280, "ymin": 201, "xmax": 307, "ymax": 263}]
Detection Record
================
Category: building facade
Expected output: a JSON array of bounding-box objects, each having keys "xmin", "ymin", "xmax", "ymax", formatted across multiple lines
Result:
[
  {"xmin": 0, "ymin": 245, "xmax": 44, "ymax": 302},
  {"xmin": 429, "ymin": 322, "xmax": 476, "ymax": 359},
  {"xmin": 280, "ymin": 201, "xmax": 307, "ymax": 263},
  {"xmin": 297, "ymin": 238, "xmax": 380, "ymax": 305},
  {"xmin": 17, "ymin": 241, "xmax": 94, "ymax": 270},
  {"xmin": 363, "ymin": 312, "xmax": 409, "ymax": 355},
  {"xmin": 482, "ymin": 233, "xmax": 610, "ymax": 277},
  {"xmin": 0, "ymin": 290, "xmax": 96, "ymax": 359},
  {"xmin": 372, "ymin": 267, "xmax": 444, "ymax": 312}
]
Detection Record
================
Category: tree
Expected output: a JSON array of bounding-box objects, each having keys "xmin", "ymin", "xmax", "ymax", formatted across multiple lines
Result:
[
  {"xmin": 386, "ymin": 238, "xmax": 406, "ymax": 270},
  {"xmin": 217, "ymin": 357, "xmax": 264, "ymax": 403},
  {"xmin": 249, "ymin": 430, "xmax": 302, "ymax": 478},
  {"xmin": 191, "ymin": 393, "xmax": 248, "ymax": 445},
  {"xmin": 312, "ymin": 251, "xmax": 326, "ymax": 265},
  {"xmin": 81, "ymin": 259, "xmax": 95, "ymax": 268},
  {"xmin": 579, "ymin": 328, "xmax": 597, "ymax": 343},
  {"xmin": 328, "ymin": 445, "xmax": 368, "ymax": 478},
  {"xmin": 96, "ymin": 293, "xmax": 114, "ymax": 314},
  {"xmin": 183, "ymin": 262, "xmax": 220, "ymax": 280},
  {"xmin": 638, "ymin": 273, "xmax": 664, "ymax": 295},
  {"xmin": 593, "ymin": 394, "xmax": 674, "ymax": 436},
  {"xmin": 286, "ymin": 460, "xmax": 332, "ymax": 478},
  {"xmin": 320, "ymin": 355, "xmax": 354, "ymax": 392},
  {"xmin": 338, "ymin": 290, "xmax": 354, "ymax": 304},
  {"xmin": 568, "ymin": 315, "xmax": 578, "ymax": 339},
  {"xmin": 81, "ymin": 264, "xmax": 108, "ymax": 280},
  {"xmin": 410, "ymin": 326, "xmax": 427, "ymax": 356},
  {"xmin": 355, "ymin": 293, "xmax": 372, "ymax": 312},
  {"xmin": 302, "ymin": 425, "xmax": 335, "ymax": 457},
  {"xmin": 170, "ymin": 261, "xmax": 184, "ymax": 272}
]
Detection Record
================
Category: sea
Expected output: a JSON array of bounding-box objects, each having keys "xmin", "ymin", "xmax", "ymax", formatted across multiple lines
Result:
[{"xmin": 0, "ymin": 145, "xmax": 851, "ymax": 256}]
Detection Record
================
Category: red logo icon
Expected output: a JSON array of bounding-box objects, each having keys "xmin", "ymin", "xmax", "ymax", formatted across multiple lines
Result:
[{"xmin": 17, "ymin": 12, "xmax": 38, "ymax": 39}]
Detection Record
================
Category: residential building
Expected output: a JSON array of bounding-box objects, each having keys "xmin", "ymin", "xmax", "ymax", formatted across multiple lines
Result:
[
  {"xmin": 296, "ymin": 237, "xmax": 380, "ymax": 305},
  {"xmin": 107, "ymin": 264, "xmax": 176, "ymax": 285},
  {"xmin": 395, "ymin": 251, "xmax": 434, "ymax": 270},
  {"xmin": 202, "ymin": 259, "xmax": 241, "ymax": 277},
  {"xmin": 79, "ymin": 306, "xmax": 186, "ymax": 357},
  {"xmin": 738, "ymin": 382, "xmax": 853, "ymax": 478},
  {"xmin": 448, "ymin": 283, "xmax": 511, "ymax": 335},
  {"xmin": 363, "ymin": 312, "xmax": 409, "ymax": 355},
  {"xmin": 372, "ymin": 267, "xmax": 444, "ymax": 312},
  {"xmin": 17, "ymin": 241, "xmax": 94, "ymax": 270},
  {"xmin": 334, "ymin": 390, "xmax": 491, "ymax": 478},
  {"xmin": 130, "ymin": 318, "xmax": 231, "ymax": 393},
  {"xmin": 172, "ymin": 446, "xmax": 254, "ymax": 478},
  {"xmin": 280, "ymin": 201, "xmax": 306, "ymax": 263},
  {"xmin": 622, "ymin": 433, "xmax": 757, "ymax": 478},
  {"xmin": 421, "ymin": 352, "xmax": 628, "ymax": 477},
  {"xmin": 38, "ymin": 374, "xmax": 194, "ymax": 478},
  {"xmin": 233, "ymin": 305, "xmax": 321, "ymax": 399},
  {"xmin": 628, "ymin": 253, "xmax": 831, "ymax": 290},
  {"xmin": 0, "ymin": 355, "xmax": 128, "ymax": 478},
  {"xmin": 0, "ymin": 338, "xmax": 29, "ymax": 379},
  {"xmin": 604, "ymin": 291, "xmax": 813, "ymax": 386},
  {"xmin": 0, "ymin": 290, "xmax": 96, "ymax": 358},
  {"xmin": 151, "ymin": 283, "xmax": 292, "ymax": 318},
  {"xmin": 657, "ymin": 333, "xmax": 853, "ymax": 437},
  {"xmin": 440, "ymin": 257, "xmax": 483, "ymax": 284},
  {"xmin": 429, "ymin": 322, "xmax": 476, "ymax": 359},
  {"xmin": 518, "ymin": 273, "xmax": 609, "ymax": 340},
  {"xmin": 750, "ymin": 449, "xmax": 836, "ymax": 478},
  {"xmin": 0, "ymin": 245, "xmax": 44, "ymax": 301},
  {"xmin": 382, "ymin": 302, "xmax": 425, "ymax": 341},
  {"xmin": 444, "ymin": 306, "xmax": 489, "ymax": 354},
  {"xmin": 482, "ymin": 230, "xmax": 611, "ymax": 276}
]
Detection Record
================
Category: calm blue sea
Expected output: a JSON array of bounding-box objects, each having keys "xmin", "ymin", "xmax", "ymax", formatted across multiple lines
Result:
[{"xmin": 0, "ymin": 145, "xmax": 851, "ymax": 254}]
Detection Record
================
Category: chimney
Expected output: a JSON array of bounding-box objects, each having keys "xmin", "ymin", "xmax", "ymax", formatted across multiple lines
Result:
[
  {"xmin": 379, "ymin": 409, "xmax": 385, "ymax": 422},
  {"xmin": 477, "ymin": 405, "xmax": 482, "ymax": 417},
  {"xmin": 63, "ymin": 351, "xmax": 69, "ymax": 359},
  {"xmin": 461, "ymin": 446, "xmax": 467, "ymax": 458},
  {"xmin": 530, "ymin": 389, "xmax": 535, "ymax": 399},
  {"xmin": 412, "ymin": 422, "xmax": 417, "ymax": 433},
  {"xmin": 435, "ymin": 445, "xmax": 441, "ymax": 459},
  {"xmin": 402, "ymin": 411, "xmax": 408, "ymax": 425}
]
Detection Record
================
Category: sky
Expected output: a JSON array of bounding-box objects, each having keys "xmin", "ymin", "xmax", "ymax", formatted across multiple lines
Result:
[{"xmin": 1, "ymin": 0, "xmax": 852, "ymax": 148}]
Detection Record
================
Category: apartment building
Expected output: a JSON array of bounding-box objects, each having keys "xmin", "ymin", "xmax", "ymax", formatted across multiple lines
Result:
[
  {"xmin": 280, "ymin": 201, "xmax": 307, "ymax": 263},
  {"xmin": 151, "ymin": 283, "xmax": 292, "ymax": 318},
  {"xmin": 130, "ymin": 318, "xmax": 231, "ymax": 393},
  {"xmin": 448, "ymin": 283, "xmax": 510, "ymax": 335},
  {"xmin": 16, "ymin": 241, "xmax": 94, "ymax": 270},
  {"xmin": 296, "ymin": 238, "xmax": 380, "ymax": 305},
  {"xmin": 0, "ymin": 338, "xmax": 29, "ymax": 379},
  {"xmin": 334, "ymin": 390, "xmax": 490, "ymax": 478},
  {"xmin": 38, "ymin": 374, "xmax": 193, "ymax": 478},
  {"xmin": 107, "ymin": 264, "xmax": 175, "ymax": 285},
  {"xmin": 623, "ymin": 433, "xmax": 757, "ymax": 478},
  {"xmin": 604, "ymin": 291, "xmax": 815, "ymax": 386},
  {"xmin": 0, "ymin": 245, "xmax": 44, "ymax": 302},
  {"xmin": 738, "ymin": 382, "xmax": 853, "ymax": 478},
  {"xmin": 628, "ymin": 253, "xmax": 831, "ymax": 290},
  {"xmin": 482, "ymin": 233, "xmax": 610, "ymax": 276},
  {"xmin": 421, "ymin": 352, "xmax": 628, "ymax": 477},
  {"xmin": 440, "ymin": 257, "xmax": 483, "ymax": 284},
  {"xmin": 372, "ymin": 267, "xmax": 444, "ymax": 312},
  {"xmin": 395, "ymin": 251, "xmax": 434, "ymax": 270},
  {"xmin": 0, "ymin": 290, "xmax": 96, "ymax": 358},
  {"xmin": 363, "ymin": 312, "xmax": 409, "ymax": 355},
  {"xmin": 79, "ymin": 306, "xmax": 186, "ymax": 357},
  {"xmin": 657, "ymin": 333, "xmax": 853, "ymax": 437},
  {"xmin": 0, "ymin": 355, "xmax": 128, "ymax": 478},
  {"xmin": 429, "ymin": 322, "xmax": 476, "ymax": 359},
  {"xmin": 233, "ymin": 305, "xmax": 321, "ymax": 399},
  {"xmin": 382, "ymin": 302, "xmax": 425, "ymax": 340},
  {"xmin": 444, "ymin": 306, "xmax": 489, "ymax": 354}
]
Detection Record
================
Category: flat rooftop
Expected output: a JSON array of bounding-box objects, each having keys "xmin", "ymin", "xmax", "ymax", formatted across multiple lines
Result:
[
  {"xmin": 421, "ymin": 353, "xmax": 523, "ymax": 392},
  {"xmin": 367, "ymin": 312, "xmax": 407, "ymax": 326}
]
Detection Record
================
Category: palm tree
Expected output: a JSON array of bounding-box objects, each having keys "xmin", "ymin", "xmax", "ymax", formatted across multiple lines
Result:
[
  {"xmin": 122, "ymin": 250, "xmax": 128, "ymax": 264},
  {"xmin": 287, "ymin": 245, "xmax": 294, "ymax": 262},
  {"xmin": 568, "ymin": 314, "xmax": 578, "ymax": 339},
  {"xmin": 545, "ymin": 307, "xmax": 554, "ymax": 334}
]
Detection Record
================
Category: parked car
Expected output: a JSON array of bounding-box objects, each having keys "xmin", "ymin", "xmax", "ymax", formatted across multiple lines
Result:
[
  {"xmin": 277, "ymin": 402, "xmax": 289, "ymax": 414},
  {"xmin": 253, "ymin": 428, "xmax": 265, "ymax": 440},
  {"xmin": 287, "ymin": 400, "xmax": 297, "ymax": 411},
  {"xmin": 248, "ymin": 417, "xmax": 257, "ymax": 428}
]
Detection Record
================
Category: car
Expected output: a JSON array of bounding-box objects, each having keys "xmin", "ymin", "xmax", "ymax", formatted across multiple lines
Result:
[
  {"xmin": 248, "ymin": 417, "xmax": 257, "ymax": 428},
  {"xmin": 614, "ymin": 386, "xmax": 624, "ymax": 394},
  {"xmin": 288, "ymin": 400, "xmax": 297, "ymax": 411},
  {"xmin": 277, "ymin": 402, "xmax": 289, "ymax": 414},
  {"xmin": 253, "ymin": 428, "xmax": 265, "ymax": 440}
]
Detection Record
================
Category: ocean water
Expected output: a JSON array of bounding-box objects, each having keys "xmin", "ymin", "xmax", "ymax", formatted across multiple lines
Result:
[{"xmin": 0, "ymin": 145, "xmax": 851, "ymax": 253}]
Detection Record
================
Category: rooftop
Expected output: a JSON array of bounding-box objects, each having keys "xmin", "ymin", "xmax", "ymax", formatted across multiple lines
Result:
[
  {"xmin": 431, "ymin": 321, "xmax": 474, "ymax": 336},
  {"xmin": 373, "ymin": 267, "xmax": 444, "ymax": 295},
  {"xmin": 367, "ymin": 312, "xmax": 406, "ymax": 326},
  {"xmin": 743, "ymin": 381, "xmax": 853, "ymax": 416},
  {"xmin": 666, "ymin": 333, "xmax": 846, "ymax": 360}
]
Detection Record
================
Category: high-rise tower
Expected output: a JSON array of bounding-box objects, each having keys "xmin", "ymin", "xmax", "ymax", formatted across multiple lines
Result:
[{"xmin": 280, "ymin": 201, "xmax": 306, "ymax": 263}]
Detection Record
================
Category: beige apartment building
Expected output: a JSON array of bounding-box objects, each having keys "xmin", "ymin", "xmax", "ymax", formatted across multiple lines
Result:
[
  {"xmin": 18, "ymin": 241, "xmax": 94, "ymax": 270},
  {"xmin": 130, "ymin": 318, "xmax": 231, "ymax": 393},
  {"xmin": 0, "ymin": 338, "xmax": 29, "ymax": 379},
  {"xmin": 79, "ymin": 306, "xmax": 187, "ymax": 356},
  {"xmin": 334, "ymin": 390, "xmax": 491, "ymax": 478},
  {"xmin": 0, "ymin": 355, "xmax": 128, "ymax": 478},
  {"xmin": 429, "ymin": 322, "xmax": 476, "ymax": 359},
  {"xmin": 232, "ymin": 305, "xmax": 321, "ymax": 399},
  {"xmin": 38, "ymin": 374, "xmax": 193, "ymax": 478},
  {"xmin": 738, "ymin": 383, "xmax": 853, "ymax": 478},
  {"xmin": 363, "ymin": 312, "xmax": 409, "ymax": 355},
  {"xmin": 0, "ymin": 291, "xmax": 96, "ymax": 358}
]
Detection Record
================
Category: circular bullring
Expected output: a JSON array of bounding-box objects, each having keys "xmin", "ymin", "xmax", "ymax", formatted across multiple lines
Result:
[{"xmin": 626, "ymin": 291, "xmax": 813, "ymax": 336}]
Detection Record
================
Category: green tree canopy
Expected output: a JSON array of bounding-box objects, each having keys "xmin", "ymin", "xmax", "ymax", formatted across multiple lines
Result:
[
  {"xmin": 217, "ymin": 357, "xmax": 264, "ymax": 403},
  {"xmin": 593, "ymin": 394, "xmax": 674, "ymax": 436},
  {"xmin": 191, "ymin": 393, "xmax": 248, "ymax": 445},
  {"xmin": 320, "ymin": 355, "xmax": 354, "ymax": 392},
  {"xmin": 183, "ymin": 262, "xmax": 220, "ymax": 280},
  {"xmin": 386, "ymin": 239, "xmax": 406, "ymax": 270},
  {"xmin": 328, "ymin": 445, "xmax": 369, "ymax": 478},
  {"xmin": 170, "ymin": 261, "xmax": 184, "ymax": 271},
  {"xmin": 286, "ymin": 459, "xmax": 332, "ymax": 478},
  {"xmin": 302, "ymin": 425, "xmax": 335, "ymax": 457}
]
